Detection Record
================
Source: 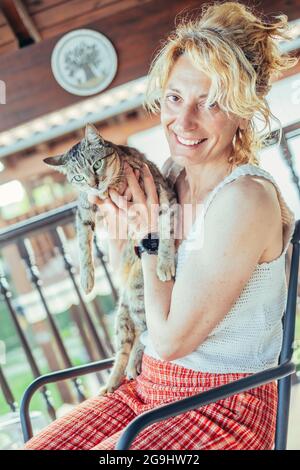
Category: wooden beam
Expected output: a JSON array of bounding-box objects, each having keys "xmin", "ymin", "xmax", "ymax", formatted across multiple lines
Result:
[
  {"xmin": 1, "ymin": 0, "xmax": 30, "ymax": 46},
  {"xmin": 0, "ymin": 7, "xmax": 18, "ymax": 53},
  {"xmin": 29, "ymin": 0, "xmax": 154, "ymax": 40},
  {"xmin": 12, "ymin": 0, "xmax": 42, "ymax": 43},
  {"xmin": 25, "ymin": 0, "xmax": 300, "ymax": 40}
]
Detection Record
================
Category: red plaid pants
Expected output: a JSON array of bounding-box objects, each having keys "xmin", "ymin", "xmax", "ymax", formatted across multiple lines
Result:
[{"xmin": 24, "ymin": 354, "xmax": 278, "ymax": 450}]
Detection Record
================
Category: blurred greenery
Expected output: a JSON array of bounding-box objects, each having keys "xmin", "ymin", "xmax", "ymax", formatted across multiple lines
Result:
[
  {"xmin": 1, "ymin": 195, "xmax": 30, "ymax": 220},
  {"xmin": 0, "ymin": 293, "xmax": 115, "ymax": 352},
  {"xmin": 0, "ymin": 178, "xmax": 75, "ymax": 222},
  {"xmin": 32, "ymin": 185, "xmax": 54, "ymax": 206}
]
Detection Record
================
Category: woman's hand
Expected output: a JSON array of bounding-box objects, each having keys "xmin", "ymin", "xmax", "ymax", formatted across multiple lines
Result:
[
  {"xmin": 109, "ymin": 162, "xmax": 159, "ymax": 243},
  {"xmin": 88, "ymin": 163, "xmax": 159, "ymax": 243},
  {"xmin": 87, "ymin": 167, "xmax": 140, "ymax": 241}
]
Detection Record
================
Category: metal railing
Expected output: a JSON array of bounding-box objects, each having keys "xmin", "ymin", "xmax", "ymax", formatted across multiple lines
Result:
[{"xmin": 0, "ymin": 202, "xmax": 118, "ymax": 424}]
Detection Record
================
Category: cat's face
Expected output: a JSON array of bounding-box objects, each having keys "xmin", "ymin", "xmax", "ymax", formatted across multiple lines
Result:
[{"xmin": 43, "ymin": 124, "xmax": 124, "ymax": 198}]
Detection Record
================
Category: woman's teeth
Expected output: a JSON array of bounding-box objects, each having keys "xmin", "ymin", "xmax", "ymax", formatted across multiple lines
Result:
[{"xmin": 176, "ymin": 134, "xmax": 206, "ymax": 146}]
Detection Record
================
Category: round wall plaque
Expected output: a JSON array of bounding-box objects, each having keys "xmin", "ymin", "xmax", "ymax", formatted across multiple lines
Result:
[{"xmin": 51, "ymin": 29, "xmax": 118, "ymax": 96}]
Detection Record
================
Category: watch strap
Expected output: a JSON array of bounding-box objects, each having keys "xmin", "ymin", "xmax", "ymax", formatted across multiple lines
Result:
[{"xmin": 134, "ymin": 232, "xmax": 159, "ymax": 258}]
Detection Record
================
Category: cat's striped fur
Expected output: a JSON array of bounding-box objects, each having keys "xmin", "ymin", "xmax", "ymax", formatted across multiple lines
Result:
[{"xmin": 44, "ymin": 123, "xmax": 178, "ymax": 395}]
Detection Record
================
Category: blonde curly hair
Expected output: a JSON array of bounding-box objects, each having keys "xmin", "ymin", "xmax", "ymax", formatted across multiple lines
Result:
[{"xmin": 143, "ymin": 1, "xmax": 298, "ymax": 166}]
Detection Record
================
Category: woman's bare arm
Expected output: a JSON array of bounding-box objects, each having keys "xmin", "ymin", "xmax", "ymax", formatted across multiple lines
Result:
[{"xmin": 142, "ymin": 176, "xmax": 278, "ymax": 361}]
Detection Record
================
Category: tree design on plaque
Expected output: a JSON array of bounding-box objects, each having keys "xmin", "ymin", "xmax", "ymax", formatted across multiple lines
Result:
[{"xmin": 64, "ymin": 42, "xmax": 106, "ymax": 84}]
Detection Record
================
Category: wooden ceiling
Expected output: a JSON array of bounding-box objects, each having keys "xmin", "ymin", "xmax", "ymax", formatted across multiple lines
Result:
[
  {"xmin": 0, "ymin": 0, "xmax": 157, "ymax": 54},
  {"xmin": 1, "ymin": 0, "xmax": 300, "ymax": 55},
  {"xmin": 0, "ymin": 0, "xmax": 299, "ymax": 133}
]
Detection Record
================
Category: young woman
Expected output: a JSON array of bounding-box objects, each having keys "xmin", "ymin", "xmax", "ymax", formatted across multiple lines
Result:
[{"xmin": 25, "ymin": 1, "xmax": 297, "ymax": 450}]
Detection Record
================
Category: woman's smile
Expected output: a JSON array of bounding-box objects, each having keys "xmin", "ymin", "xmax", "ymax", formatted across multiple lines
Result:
[{"xmin": 173, "ymin": 132, "xmax": 208, "ymax": 148}]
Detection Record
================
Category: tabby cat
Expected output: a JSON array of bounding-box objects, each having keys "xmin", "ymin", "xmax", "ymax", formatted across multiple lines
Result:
[{"xmin": 44, "ymin": 123, "xmax": 178, "ymax": 395}]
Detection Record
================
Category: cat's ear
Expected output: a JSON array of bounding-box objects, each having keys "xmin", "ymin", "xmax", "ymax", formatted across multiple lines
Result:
[
  {"xmin": 85, "ymin": 123, "xmax": 104, "ymax": 146},
  {"xmin": 43, "ymin": 155, "xmax": 67, "ymax": 174}
]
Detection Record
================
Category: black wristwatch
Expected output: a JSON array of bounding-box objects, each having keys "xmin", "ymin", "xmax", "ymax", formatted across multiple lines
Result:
[{"xmin": 134, "ymin": 232, "xmax": 159, "ymax": 258}]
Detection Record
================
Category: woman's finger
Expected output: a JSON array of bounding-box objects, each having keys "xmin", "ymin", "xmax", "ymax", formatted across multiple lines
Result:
[
  {"xmin": 134, "ymin": 169, "xmax": 140, "ymax": 181},
  {"xmin": 109, "ymin": 188, "xmax": 130, "ymax": 211},
  {"xmin": 124, "ymin": 186, "xmax": 133, "ymax": 201},
  {"xmin": 142, "ymin": 163, "xmax": 159, "ymax": 204},
  {"xmin": 88, "ymin": 193, "xmax": 114, "ymax": 212},
  {"xmin": 124, "ymin": 163, "xmax": 145, "ymax": 204}
]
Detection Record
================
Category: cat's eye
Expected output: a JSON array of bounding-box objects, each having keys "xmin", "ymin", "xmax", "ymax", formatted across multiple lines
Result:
[
  {"xmin": 72, "ymin": 175, "xmax": 85, "ymax": 183},
  {"xmin": 93, "ymin": 160, "xmax": 104, "ymax": 171}
]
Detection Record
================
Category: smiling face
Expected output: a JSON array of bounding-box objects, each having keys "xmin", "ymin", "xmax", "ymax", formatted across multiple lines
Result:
[{"xmin": 160, "ymin": 54, "xmax": 244, "ymax": 168}]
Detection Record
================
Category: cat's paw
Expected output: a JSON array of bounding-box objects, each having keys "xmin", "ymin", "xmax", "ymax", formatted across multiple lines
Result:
[
  {"xmin": 134, "ymin": 359, "xmax": 142, "ymax": 376},
  {"xmin": 98, "ymin": 383, "xmax": 118, "ymax": 396},
  {"xmin": 81, "ymin": 270, "xmax": 94, "ymax": 294},
  {"xmin": 157, "ymin": 258, "xmax": 176, "ymax": 281},
  {"xmin": 126, "ymin": 362, "xmax": 140, "ymax": 380},
  {"xmin": 126, "ymin": 352, "xmax": 143, "ymax": 379}
]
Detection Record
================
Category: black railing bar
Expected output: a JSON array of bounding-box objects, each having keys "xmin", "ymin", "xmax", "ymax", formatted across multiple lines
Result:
[
  {"xmin": 51, "ymin": 227, "xmax": 109, "ymax": 371},
  {"xmin": 0, "ymin": 202, "xmax": 77, "ymax": 247},
  {"xmin": 17, "ymin": 238, "xmax": 86, "ymax": 403},
  {"xmin": 0, "ymin": 204, "xmax": 118, "ymax": 312},
  {"xmin": 281, "ymin": 239, "xmax": 299, "ymax": 364},
  {"xmin": 0, "ymin": 366, "xmax": 18, "ymax": 413},
  {"xmin": 91, "ymin": 300, "xmax": 115, "ymax": 355},
  {"xmin": 275, "ymin": 231, "xmax": 300, "ymax": 450},
  {"xmin": 68, "ymin": 303, "xmax": 109, "ymax": 371},
  {"xmin": 20, "ymin": 357, "xmax": 114, "ymax": 442},
  {"xmin": 0, "ymin": 272, "xmax": 56, "ymax": 419},
  {"xmin": 0, "ymin": 202, "xmax": 119, "ymax": 315},
  {"xmin": 115, "ymin": 360, "xmax": 296, "ymax": 450}
]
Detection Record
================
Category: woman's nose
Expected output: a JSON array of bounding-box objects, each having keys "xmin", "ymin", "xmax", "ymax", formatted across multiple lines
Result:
[{"xmin": 173, "ymin": 105, "xmax": 198, "ymax": 133}]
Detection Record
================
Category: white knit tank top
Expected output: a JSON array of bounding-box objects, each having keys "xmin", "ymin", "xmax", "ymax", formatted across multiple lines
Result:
[{"xmin": 140, "ymin": 162, "xmax": 296, "ymax": 373}]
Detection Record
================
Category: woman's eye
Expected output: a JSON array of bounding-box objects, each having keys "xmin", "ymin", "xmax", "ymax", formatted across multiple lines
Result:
[
  {"xmin": 205, "ymin": 102, "xmax": 218, "ymax": 110},
  {"xmin": 166, "ymin": 94, "xmax": 180, "ymax": 103},
  {"xmin": 72, "ymin": 175, "xmax": 84, "ymax": 182},
  {"xmin": 93, "ymin": 160, "xmax": 103, "ymax": 171}
]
